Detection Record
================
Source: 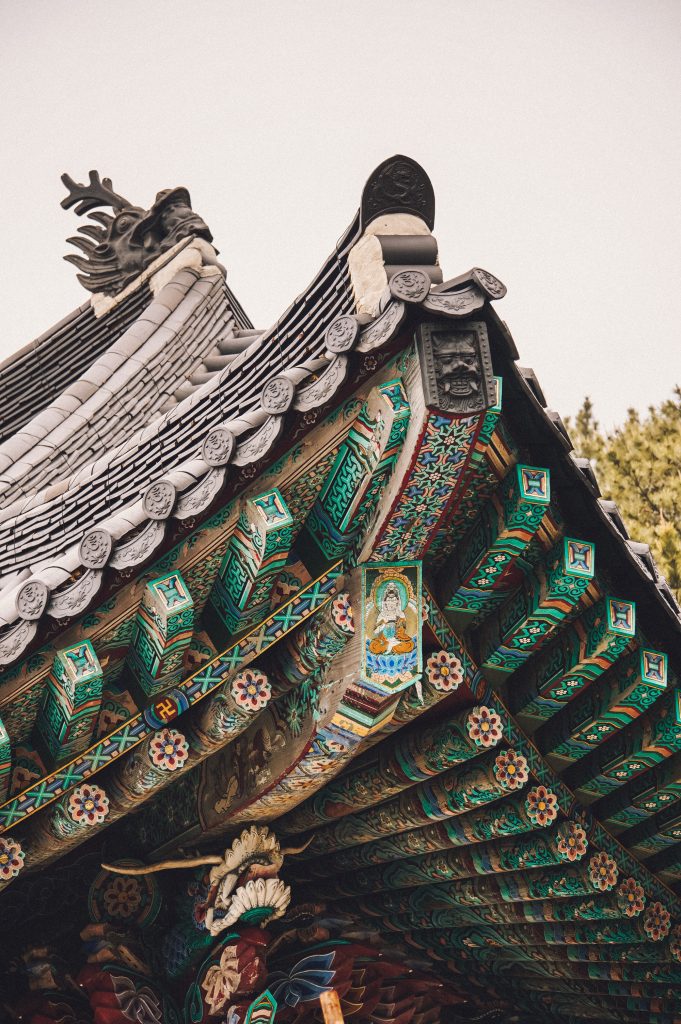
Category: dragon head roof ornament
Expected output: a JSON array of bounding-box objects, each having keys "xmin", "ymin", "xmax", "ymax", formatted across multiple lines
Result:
[
  {"xmin": 61, "ymin": 170, "xmax": 214, "ymax": 296},
  {"xmin": 102, "ymin": 825, "xmax": 311, "ymax": 936}
]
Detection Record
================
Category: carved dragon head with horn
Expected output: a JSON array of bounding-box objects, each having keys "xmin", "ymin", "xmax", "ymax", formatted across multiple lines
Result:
[
  {"xmin": 61, "ymin": 170, "xmax": 213, "ymax": 296},
  {"xmin": 102, "ymin": 826, "xmax": 311, "ymax": 936}
]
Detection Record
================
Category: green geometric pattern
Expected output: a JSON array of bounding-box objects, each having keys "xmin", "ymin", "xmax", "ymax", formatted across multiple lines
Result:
[
  {"xmin": 35, "ymin": 641, "xmax": 103, "ymax": 763},
  {"xmin": 442, "ymin": 463, "xmax": 550, "ymax": 619},
  {"xmin": 477, "ymin": 537, "xmax": 596, "ymax": 674},
  {"xmin": 511, "ymin": 595, "xmax": 637, "ymax": 721},
  {"xmin": 536, "ymin": 646, "xmax": 667, "ymax": 762},
  {"xmin": 601, "ymin": 739, "xmax": 681, "ymax": 831},
  {"xmin": 567, "ymin": 688, "xmax": 681, "ymax": 799},
  {"xmin": 127, "ymin": 571, "xmax": 194, "ymax": 698},
  {"xmin": 206, "ymin": 488, "xmax": 294, "ymax": 647},
  {"xmin": 302, "ymin": 380, "xmax": 410, "ymax": 570}
]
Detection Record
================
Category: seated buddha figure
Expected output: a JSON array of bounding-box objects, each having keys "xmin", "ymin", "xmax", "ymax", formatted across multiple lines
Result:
[{"xmin": 368, "ymin": 581, "xmax": 415, "ymax": 656}]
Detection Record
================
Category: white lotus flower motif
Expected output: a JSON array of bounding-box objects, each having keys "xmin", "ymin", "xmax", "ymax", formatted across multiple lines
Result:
[{"xmin": 207, "ymin": 877, "xmax": 291, "ymax": 935}]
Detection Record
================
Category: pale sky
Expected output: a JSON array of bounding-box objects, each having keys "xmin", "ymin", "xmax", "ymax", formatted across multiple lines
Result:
[{"xmin": 1, "ymin": 0, "xmax": 679, "ymax": 429}]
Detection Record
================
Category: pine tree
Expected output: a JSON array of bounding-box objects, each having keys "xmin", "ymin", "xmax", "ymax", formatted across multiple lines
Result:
[
  {"xmin": 567, "ymin": 389, "xmax": 681, "ymax": 600},
  {"xmin": 569, "ymin": 395, "xmax": 605, "ymax": 465}
]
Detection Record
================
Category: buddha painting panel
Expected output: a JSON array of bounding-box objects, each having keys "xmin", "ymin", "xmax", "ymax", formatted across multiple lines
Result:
[{"xmin": 362, "ymin": 563, "xmax": 422, "ymax": 690}]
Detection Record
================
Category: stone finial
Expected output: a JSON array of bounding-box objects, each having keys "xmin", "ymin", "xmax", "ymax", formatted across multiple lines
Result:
[{"xmin": 361, "ymin": 155, "xmax": 435, "ymax": 230}]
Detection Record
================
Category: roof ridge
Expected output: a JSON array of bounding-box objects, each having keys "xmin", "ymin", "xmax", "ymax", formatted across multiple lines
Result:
[{"xmin": 0, "ymin": 266, "xmax": 217, "ymax": 501}]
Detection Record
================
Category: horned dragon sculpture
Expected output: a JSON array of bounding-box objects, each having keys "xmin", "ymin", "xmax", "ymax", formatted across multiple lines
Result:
[
  {"xmin": 9, "ymin": 829, "xmax": 517, "ymax": 1024},
  {"xmin": 102, "ymin": 825, "xmax": 310, "ymax": 936},
  {"xmin": 61, "ymin": 169, "xmax": 214, "ymax": 296}
]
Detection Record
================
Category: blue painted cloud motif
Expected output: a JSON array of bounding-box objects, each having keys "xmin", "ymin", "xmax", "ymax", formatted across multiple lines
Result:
[{"xmin": 267, "ymin": 951, "xmax": 336, "ymax": 1006}]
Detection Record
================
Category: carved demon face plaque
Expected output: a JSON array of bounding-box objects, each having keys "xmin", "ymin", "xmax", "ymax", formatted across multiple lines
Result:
[{"xmin": 416, "ymin": 320, "xmax": 494, "ymax": 415}]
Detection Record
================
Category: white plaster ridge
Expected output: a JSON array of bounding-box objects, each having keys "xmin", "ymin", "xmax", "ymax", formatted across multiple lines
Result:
[
  {"xmin": 348, "ymin": 213, "xmax": 432, "ymax": 317},
  {"xmin": 90, "ymin": 236, "xmax": 224, "ymax": 318}
]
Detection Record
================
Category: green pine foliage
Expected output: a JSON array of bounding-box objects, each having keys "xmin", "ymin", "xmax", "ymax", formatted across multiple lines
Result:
[{"xmin": 566, "ymin": 388, "xmax": 681, "ymax": 600}]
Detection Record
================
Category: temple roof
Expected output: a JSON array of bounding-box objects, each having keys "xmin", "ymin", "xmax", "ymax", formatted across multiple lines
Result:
[
  {"xmin": 0, "ymin": 155, "xmax": 680, "ymax": 1024},
  {"xmin": 0, "ymin": 289, "xmax": 146, "ymax": 445}
]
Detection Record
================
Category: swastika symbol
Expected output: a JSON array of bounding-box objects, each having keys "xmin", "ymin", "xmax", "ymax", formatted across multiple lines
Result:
[{"xmin": 154, "ymin": 698, "xmax": 177, "ymax": 722}]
